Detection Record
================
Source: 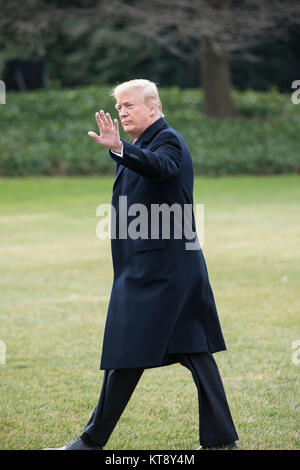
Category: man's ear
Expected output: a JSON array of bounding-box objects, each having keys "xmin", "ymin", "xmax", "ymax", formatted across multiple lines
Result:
[{"xmin": 149, "ymin": 103, "xmax": 157, "ymax": 117}]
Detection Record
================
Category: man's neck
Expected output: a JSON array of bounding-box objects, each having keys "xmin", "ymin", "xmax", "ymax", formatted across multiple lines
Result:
[{"xmin": 129, "ymin": 115, "xmax": 162, "ymax": 140}]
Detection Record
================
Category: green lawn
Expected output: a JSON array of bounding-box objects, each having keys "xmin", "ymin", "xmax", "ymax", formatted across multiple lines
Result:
[{"xmin": 0, "ymin": 175, "xmax": 299, "ymax": 450}]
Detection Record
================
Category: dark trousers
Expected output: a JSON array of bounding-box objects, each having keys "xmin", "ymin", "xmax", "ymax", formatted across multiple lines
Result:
[{"xmin": 82, "ymin": 353, "xmax": 238, "ymax": 447}]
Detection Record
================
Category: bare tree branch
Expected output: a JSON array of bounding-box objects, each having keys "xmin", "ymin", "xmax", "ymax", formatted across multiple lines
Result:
[{"xmin": 1, "ymin": 0, "xmax": 299, "ymax": 58}]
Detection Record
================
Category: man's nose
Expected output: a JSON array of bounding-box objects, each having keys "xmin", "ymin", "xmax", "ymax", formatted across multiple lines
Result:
[{"xmin": 119, "ymin": 108, "xmax": 128, "ymax": 118}]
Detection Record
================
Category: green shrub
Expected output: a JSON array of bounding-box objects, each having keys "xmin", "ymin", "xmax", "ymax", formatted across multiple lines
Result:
[{"xmin": 0, "ymin": 86, "xmax": 299, "ymax": 176}]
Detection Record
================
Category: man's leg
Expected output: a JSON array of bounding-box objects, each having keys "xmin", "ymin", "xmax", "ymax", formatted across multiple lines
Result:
[
  {"xmin": 81, "ymin": 367, "xmax": 144, "ymax": 448},
  {"xmin": 179, "ymin": 353, "xmax": 238, "ymax": 447}
]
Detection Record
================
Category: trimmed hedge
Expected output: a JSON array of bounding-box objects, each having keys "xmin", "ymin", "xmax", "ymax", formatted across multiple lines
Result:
[{"xmin": 0, "ymin": 85, "xmax": 299, "ymax": 176}]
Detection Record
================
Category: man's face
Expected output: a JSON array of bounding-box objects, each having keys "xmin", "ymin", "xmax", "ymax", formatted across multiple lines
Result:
[{"xmin": 115, "ymin": 89, "xmax": 157, "ymax": 139}]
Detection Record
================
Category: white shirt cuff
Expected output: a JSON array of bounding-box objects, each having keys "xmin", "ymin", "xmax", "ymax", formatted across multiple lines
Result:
[{"xmin": 111, "ymin": 143, "xmax": 124, "ymax": 158}]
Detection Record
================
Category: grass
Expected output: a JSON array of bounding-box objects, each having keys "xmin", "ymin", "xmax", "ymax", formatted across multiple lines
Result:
[{"xmin": 0, "ymin": 175, "xmax": 299, "ymax": 450}]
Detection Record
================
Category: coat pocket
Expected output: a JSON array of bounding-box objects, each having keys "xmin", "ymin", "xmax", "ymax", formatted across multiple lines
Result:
[{"xmin": 132, "ymin": 238, "xmax": 166, "ymax": 252}]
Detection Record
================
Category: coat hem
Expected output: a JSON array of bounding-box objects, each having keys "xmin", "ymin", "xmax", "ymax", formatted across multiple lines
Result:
[{"xmin": 99, "ymin": 347, "xmax": 226, "ymax": 370}]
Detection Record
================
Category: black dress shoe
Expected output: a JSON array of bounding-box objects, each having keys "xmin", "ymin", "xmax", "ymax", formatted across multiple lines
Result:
[
  {"xmin": 44, "ymin": 437, "xmax": 103, "ymax": 450},
  {"xmin": 197, "ymin": 441, "xmax": 237, "ymax": 450}
]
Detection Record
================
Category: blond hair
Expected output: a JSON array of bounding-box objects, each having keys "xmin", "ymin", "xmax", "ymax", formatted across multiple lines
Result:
[{"xmin": 110, "ymin": 79, "xmax": 164, "ymax": 117}]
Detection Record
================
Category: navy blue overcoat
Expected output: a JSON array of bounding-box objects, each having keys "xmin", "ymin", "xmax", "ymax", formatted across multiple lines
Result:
[{"xmin": 100, "ymin": 117, "xmax": 226, "ymax": 369}]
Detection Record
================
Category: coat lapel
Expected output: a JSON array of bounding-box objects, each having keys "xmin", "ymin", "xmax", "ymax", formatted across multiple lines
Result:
[{"xmin": 135, "ymin": 117, "xmax": 168, "ymax": 147}]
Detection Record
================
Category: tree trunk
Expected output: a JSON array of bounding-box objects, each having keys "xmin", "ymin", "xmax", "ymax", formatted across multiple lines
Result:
[
  {"xmin": 200, "ymin": 37, "xmax": 237, "ymax": 118},
  {"xmin": 200, "ymin": 0, "xmax": 237, "ymax": 118}
]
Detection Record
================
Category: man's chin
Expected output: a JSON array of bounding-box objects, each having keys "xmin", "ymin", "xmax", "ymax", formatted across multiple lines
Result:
[{"xmin": 123, "ymin": 126, "xmax": 136, "ymax": 138}]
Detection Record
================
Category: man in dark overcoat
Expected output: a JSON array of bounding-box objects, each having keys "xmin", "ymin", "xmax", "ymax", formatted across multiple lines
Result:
[{"xmin": 46, "ymin": 79, "xmax": 238, "ymax": 450}]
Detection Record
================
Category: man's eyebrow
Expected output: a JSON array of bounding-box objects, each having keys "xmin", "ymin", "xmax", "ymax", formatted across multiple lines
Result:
[{"xmin": 115, "ymin": 101, "xmax": 132, "ymax": 109}]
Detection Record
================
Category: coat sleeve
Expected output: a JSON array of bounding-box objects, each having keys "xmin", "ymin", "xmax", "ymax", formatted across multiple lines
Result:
[{"xmin": 109, "ymin": 131, "xmax": 182, "ymax": 181}]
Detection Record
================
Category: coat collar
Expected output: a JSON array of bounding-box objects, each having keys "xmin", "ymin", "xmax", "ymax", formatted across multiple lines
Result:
[{"xmin": 134, "ymin": 117, "xmax": 168, "ymax": 147}]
